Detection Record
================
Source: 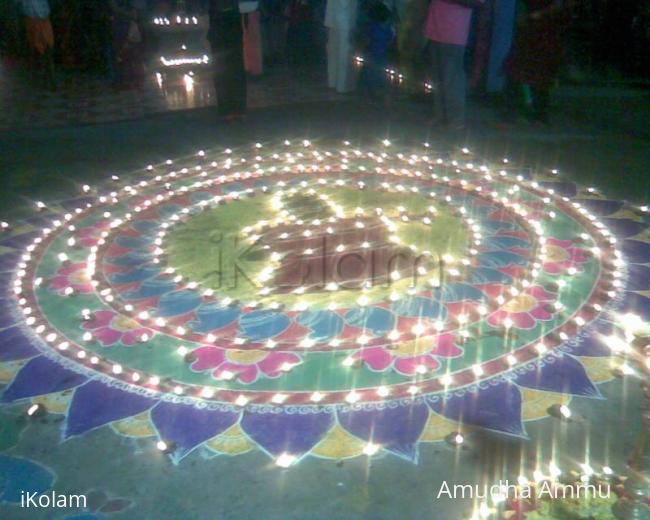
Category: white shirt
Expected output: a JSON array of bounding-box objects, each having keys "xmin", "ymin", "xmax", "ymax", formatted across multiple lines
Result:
[
  {"xmin": 239, "ymin": 1, "xmax": 259, "ymax": 13},
  {"xmin": 325, "ymin": 0, "xmax": 357, "ymax": 31}
]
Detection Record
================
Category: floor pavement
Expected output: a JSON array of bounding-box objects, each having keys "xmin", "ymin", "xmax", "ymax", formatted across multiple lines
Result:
[{"xmin": 0, "ymin": 75, "xmax": 648, "ymax": 221}]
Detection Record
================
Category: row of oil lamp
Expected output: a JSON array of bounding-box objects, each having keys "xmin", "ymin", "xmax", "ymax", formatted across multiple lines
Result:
[
  {"xmin": 4, "ymin": 142, "xmax": 640, "ymax": 406},
  {"xmin": 24, "ymin": 395, "xmax": 622, "ymax": 492},
  {"xmin": 153, "ymin": 16, "xmax": 199, "ymax": 26},
  {"xmin": 123, "ymin": 170, "xmax": 553, "ymax": 358},
  {"xmin": 155, "ymin": 180, "xmax": 487, "ymax": 313},
  {"xmin": 12, "ymin": 147, "xmax": 616, "ymax": 350},
  {"xmin": 159, "ymin": 55, "xmax": 209, "ymax": 67}
]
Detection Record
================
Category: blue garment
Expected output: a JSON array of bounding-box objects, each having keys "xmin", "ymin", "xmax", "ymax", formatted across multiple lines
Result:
[
  {"xmin": 360, "ymin": 20, "xmax": 394, "ymax": 97},
  {"xmin": 21, "ymin": 0, "xmax": 50, "ymax": 18},
  {"xmin": 367, "ymin": 20, "xmax": 394, "ymax": 61},
  {"xmin": 487, "ymin": 0, "xmax": 516, "ymax": 92}
]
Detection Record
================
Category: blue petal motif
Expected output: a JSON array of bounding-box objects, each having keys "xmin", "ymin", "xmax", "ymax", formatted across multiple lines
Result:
[
  {"xmin": 483, "ymin": 236, "xmax": 531, "ymax": 250},
  {"xmin": 567, "ymin": 335, "xmax": 613, "ymax": 357},
  {"xmin": 428, "ymin": 381, "xmax": 526, "ymax": 437},
  {"xmin": 65, "ymin": 381, "xmax": 156, "ymax": 438},
  {"xmin": 297, "ymin": 310, "xmax": 344, "ymax": 342},
  {"xmin": 618, "ymin": 292, "xmax": 650, "ymax": 320},
  {"xmin": 0, "ymin": 326, "xmax": 40, "ymax": 362},
  {"xmin": 470, "ymin": 206, "xmax": 496, "ymax": 218},
  {"xmin": 0, "ymin": 455, "xmax": 55, "ymax": 503},
  {"xmin": 622, "ymin": 240, "xmax": 650, "ymax": 264},
  {"xmin": 476, "ymin": 251, "xmax": 528, "ymax": 268},
  {"xmin": 130, "ymin": 220, "xmax": 159, "ymax": 233},
  {"xmin": 625, "ymin": 264, "xmax": 650, "ymax": 292},
  {"xmin": 157, "ymin": 204, "xmax": 183, "ymax": 218},
  {"xmin": 539, "ymin": 181, "xmax": 577, "ymax": 197},
  {"xmin": 591, "ymin": 321, "xmax": 614, "ymax": 336},
  {"xmin": 189, "ymin": 303, "xmax": 241, "ymax": 333},
  {"xmin": 344, "ymin": 307, "xmax": 395, "ymax": 335},
  {"xmin": 222, "ymin": 182, "xmax": 246, "ymax": 194},
  {"xmin": 573, "ymin": 199, "xmax": 623, "ymax": 216},
  {"xmin": 0, "ymin": 231, "xmax": 40, "ymax": 249},
  {"xmin": 190, "ymin": 191, "xmax": 216, "ymax": 203},
  {"xmin": 24, "ymin": 215, "xmax": 54, "ymax": 227},
  {"xmin": 2, "ymin": 357, "xmax": 87, "ymax": 403},
  {"xmin": 59, "ymin": 196, "xmax": 95, "ymax": 211},
  {"xmin": 0, "ymin": 251, "xmax": 21, "ymax": 272},
  {"xmin": 433, "ymin": 282, "xmax": 486, "ymax": 303},
  {"xmin": 602, "ymin": 218, "xmax": 646, "ymax": 238},
  {"xmin": 468, "ymin": 267, "xmax": 513, "ymax": 284},
  {"xmin": 123, "ymin": 278, "xmax": 177, "ymax": 300},
  {"xmin": 513, "ymin": 354, "xmax": 602, "ymax": 398},
  {"xmin": 337, "ymin": 402, "xmax": 430, "ymax": 461},
  {"xmin": 239, "ymin": 310, "xmax": 291, "ymax": 341},
  {"xmin": 109, "ymin": 266, "xmax": 161, "ymax": 284},
  {"xmin": 240, "ymin": 410, "xmax": 335, "ymax": 457},
  {"xmin": 0, "ymin": 272, "xmax": 11, "ymax": 286},
  {"xmin": 391, "ymin": 296, "xmax": 446, "ymax": 320},
  {"xmin": 0, "ymin": 307, "xmax": 16, "ymax": 329},
  {"xmin": 156, "ymin": 290, "xmax": 203, "ymax": 317},
  {"xmin": 115, "ymin": 235, "xmax": 154, "ymax": 249},
  {"xmin": 106, "ymin": 251, "xmax": 152, "ymax": 267},
  {"xmin": 151, "ymin": 402, "xmax": 240, "ymax": 462},
  {"xmin": 481, "ymin": 221, "xmax": 517, "ymax": 233}
]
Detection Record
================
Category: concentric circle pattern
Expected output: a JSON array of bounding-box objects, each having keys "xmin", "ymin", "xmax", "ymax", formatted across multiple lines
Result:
[{"xmin": 1, "ymin": 140, "xmax": 648, "ymax": 463}]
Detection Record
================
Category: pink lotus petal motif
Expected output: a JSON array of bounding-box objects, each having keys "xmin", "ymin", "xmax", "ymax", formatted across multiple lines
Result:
[
  {"xmin": 488, "ymin": 286, "xmax": 557, "ymax": 330},
  {"xmin": 83, "ymin": 310, "xmax": 154, "ymax": 346},
  {"xmin": 49, "ymin": 262, "xmax": 94, "ymax": 295},
  {"xmin": 542, "ymin": 238, "xmax": 589, "ymax": 275},
  {"xmin": 351, "ymin": 333, "xmax": 463, "ymax": 376},
  {"xmin": 190, "ymin": 346, "xmax": 302, "ymax": 384},
  {"xmin": 77, "ymin": 221, "xmax": 111, "ymax": 247}
]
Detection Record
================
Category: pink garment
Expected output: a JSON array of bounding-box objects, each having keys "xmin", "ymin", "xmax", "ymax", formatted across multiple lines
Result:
[
  {"xmin": 424, "ymin": 0, "xmax": 476, "ymax": 46},
  {"xmin": 242, "ymin": 11, "xmax": 263, "ymax": 75}
]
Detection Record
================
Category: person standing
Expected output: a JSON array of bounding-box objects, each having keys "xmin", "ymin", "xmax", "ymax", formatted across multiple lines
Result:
[
  {"xmin": 397, "ymin": 0, "xmax": 430, "ymax": 96},
  {"xmin": 324, "ymin": 0, "xmax": 358, "ymax": 93},
  {"xmin": 424, "ymin": 0, "xmax": 484, "ymax": 132},
  {"xmin": 109, "ymin": 0, "xmax": 138, "ymax": 88},
  {"xmin": 358, "ymin": 1, "xmax": 395, "ymax": 104},
  {"xmin": 287, "ymin": 0, "xmax": 316, "ymax": 66},
  {"xmin": 506, "ymin": 0, "xmax": 570, "ymax": 123},
  {"xmin": 21, "ymin": 0, "xmax": 56, "ymax": 90},
  {"xmin": 260, "ymin": 0, "xmax": 288, "ymax": 66},
  {"xmin": 240, "ymin": 1, "xmax": 264, "ymax": 76},
  {"xmin": 208, "ymin": 0, "xmax": 248, "ymax": 120}
]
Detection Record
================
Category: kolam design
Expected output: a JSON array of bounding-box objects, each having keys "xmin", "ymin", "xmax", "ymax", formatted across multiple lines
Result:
[{"xmin": 1, "ymin": 140, "xmax": 648, "ymax": 465}]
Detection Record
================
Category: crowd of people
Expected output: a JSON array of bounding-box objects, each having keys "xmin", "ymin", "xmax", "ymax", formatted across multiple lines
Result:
[
  {"xmin": 1, "ymin": 0, "xmax": 150, "ymax": 89},
  {"xmin": 1, "ymin": 0, "xmax": 648, "ymax": 130},
  {"xmin": 208, "ymin": 0, "xmax": 572, "ymax": 131}
]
